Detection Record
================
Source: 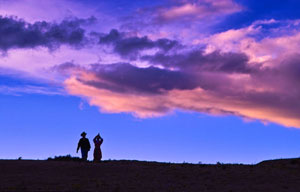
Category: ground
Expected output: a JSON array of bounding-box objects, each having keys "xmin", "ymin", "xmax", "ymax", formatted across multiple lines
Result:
[{"xmin": 1, "ymin": 158, "xmax": 300, "ymax": 192}]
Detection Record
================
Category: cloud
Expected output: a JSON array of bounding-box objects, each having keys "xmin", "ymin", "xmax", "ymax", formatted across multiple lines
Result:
[
  {"xmin": 98, "ymin": 29, "xmax": 179, "ymax": 59},
  {"xmin": 141, "ymin": 50, "xmax": 254, "ymax": 74},
  {"xmin": 58, "ymin": 44, "xmax": 300, "ymax": 128},
  {"xmin": 0, "ymin": 16, "xmax": 95, "ymax": 51},
  {"xmin": 0, "ymin": 1, "xmax": 299, "ymax": 129},
  {"xmin": 191, "ymin": 19, "xmax": 300, "ymax": 73},
  {"xmin": 156, "ymin": 0, "xmax": 242, "ymax": 22},
  {"xmin": 85, "ymin": 63, "xmax": 198, "ymax": 94},
  {"xmin": 47, "ymin": 19, "xmax": 300, "ymax": 128}
]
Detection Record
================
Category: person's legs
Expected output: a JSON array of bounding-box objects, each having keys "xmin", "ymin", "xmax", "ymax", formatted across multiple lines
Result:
[
  {"xmin": 93, "ymin": 148, "xmax": 101, "ymax": 162},
  {"xmin": 81, "ymin": 149, "xmax": 88, "ymax": 161}
]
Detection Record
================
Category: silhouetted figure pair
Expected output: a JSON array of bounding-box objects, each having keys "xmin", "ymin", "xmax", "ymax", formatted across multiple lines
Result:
[{"xmin": 77, "ymin": 132, "xmax": 104, "ymax": 162}]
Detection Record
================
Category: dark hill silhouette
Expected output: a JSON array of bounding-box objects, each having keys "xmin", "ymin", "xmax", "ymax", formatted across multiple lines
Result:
[
  {"xmin": 1, "ymin": 157, "xmax": 300, "ymax": 191},
  {"xmin": 258, "ymin": 157, "xmax": 300, "ymax": 167}
]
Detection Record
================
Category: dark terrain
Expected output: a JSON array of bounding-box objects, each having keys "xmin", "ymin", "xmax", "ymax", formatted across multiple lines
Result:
[{"xmin": 1, "ymin": 158, "xmax": 300, "ymax": 192}]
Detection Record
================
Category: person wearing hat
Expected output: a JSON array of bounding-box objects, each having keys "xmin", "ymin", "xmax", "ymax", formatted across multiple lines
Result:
[{"xmin": 76, "ymin": 132, "xmax": 91, "ymax": 161}]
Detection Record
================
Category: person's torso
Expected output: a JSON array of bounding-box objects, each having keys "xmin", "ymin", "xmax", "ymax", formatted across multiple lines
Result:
[
  {"xmin": 80, "ymin": 138, "xmax": 90, "ymax": 149},
  {"xmin": 94, "ymin": 140, "xmax": 102, "ymax": 148}
]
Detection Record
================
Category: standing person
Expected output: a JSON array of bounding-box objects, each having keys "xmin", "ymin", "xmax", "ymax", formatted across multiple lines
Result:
[
  {"xmin": 93, "ymin": 133, "xmax": 104, "ymax": 162},
  {"xmin": 77, "ymin": 132, "xmax": 91, "ymax": 161}
]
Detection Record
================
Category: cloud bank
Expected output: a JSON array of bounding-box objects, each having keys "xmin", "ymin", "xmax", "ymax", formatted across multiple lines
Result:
[
  {"xmin": 1, "ymin": 0, "xmax": 300, "ymax": 128},
  {"xmin": 0, "ymin": 16, "xmax": 95, "ymax": 51},
  {"xmin": 60, "ymin": 46, "xmax": 300, "ymax": 128}
]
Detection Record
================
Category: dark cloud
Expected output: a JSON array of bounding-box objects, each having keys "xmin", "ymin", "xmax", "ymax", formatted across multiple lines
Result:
[
  {"xmin": 57, "ymin": 48, "xmax": 258, "ymax": 95},
  {"xmin": 51, "ymin": 62, "xmax": 80, "ymax": 72},
  {"xmin": 81, "ymin": 63, "xmax": 198, "ymax": 94},
  {"xmin": 97, "ymin": 29, "xmax": 254, "ymax": 74},
  {"xmin": 98, "ymin": 29, "xmax": 179, "ymax": 59},
  {"xmin": 142, "ymin": 50, "xmax": 256, "ymax": 74},
  {"xmin": 0, "ymin": 16, "xmax": 95, "ymax": 51},
  {"xmin": 250, "ymin": 54, "xmax": 300, "ymax": 97}
]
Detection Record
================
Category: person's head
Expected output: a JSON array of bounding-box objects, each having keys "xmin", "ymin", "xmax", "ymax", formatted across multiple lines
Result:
[
  {"xmin": 96, "ymin": 134, "xmax": 100, "ymax": 139},
  {"xmin": 81, "ymin": 132, "xmax": 87, "ymax": 138}
]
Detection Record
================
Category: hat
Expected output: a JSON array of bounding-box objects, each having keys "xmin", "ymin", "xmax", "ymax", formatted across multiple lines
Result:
[{"xmin": 81, "ymin": 132, "xmax": 87, "ymax": 136}]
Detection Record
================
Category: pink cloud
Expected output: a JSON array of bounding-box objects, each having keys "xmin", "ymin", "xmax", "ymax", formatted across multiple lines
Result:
[
  {"xmin": 157, "ymin": 0, "xmax": 242, "ymax": 22},
  {"xmin": 198, "ymin": 19, "xmax": 300, "ymax": 65},
  {"xmin": 64, "ymin": 73, "xmax": 300, "ymax": 128},
  {"xmin": 64, "ymin": 75, "xmax": 170, "ymax": 118},
  {"xmin": 62, "ymin": 57, "xmax": 300, "ymax": 128}
]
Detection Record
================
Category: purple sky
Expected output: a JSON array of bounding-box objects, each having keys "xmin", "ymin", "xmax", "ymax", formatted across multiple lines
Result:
[{"xmin": 1, "ymin": 0, "xmax": 300, "ymax": 163}]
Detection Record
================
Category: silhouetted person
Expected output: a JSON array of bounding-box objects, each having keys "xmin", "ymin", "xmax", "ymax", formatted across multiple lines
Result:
[
  {"xmin": 93, "ymin": 133, "xmax": 104, "ymax": 162},
  {"xmin": 77, "ymin": 132, "xmax": 91, "ymax": 161}
]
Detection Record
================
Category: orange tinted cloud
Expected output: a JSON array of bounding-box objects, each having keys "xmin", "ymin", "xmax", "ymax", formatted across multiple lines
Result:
[{"xmin": 64, "ymin": 65, "xmax": 300, "ymax": 128}]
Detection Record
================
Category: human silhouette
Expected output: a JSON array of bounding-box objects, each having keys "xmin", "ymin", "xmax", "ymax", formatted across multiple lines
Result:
[
  {"xmin": 93, "ymin": 133, "xmax": 104, "ymax": 162},
  {"xmin": 76, "ymin": 132, "xmax": 91, "ymax": 161}
]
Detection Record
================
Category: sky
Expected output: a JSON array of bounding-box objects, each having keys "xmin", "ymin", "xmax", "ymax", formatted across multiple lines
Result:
[{"xmin": 1, "ymin": 0, "xmax": 300, "ymax": 164}]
